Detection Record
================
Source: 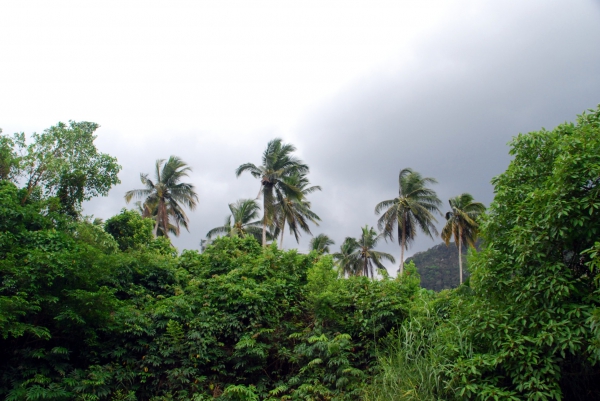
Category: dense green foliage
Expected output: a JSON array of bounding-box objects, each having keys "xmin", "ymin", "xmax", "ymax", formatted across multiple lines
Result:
[
  {"xmin": 0, "ymin": 121, "xmax": 121, "ymax": 211},
  {"xmin": 0, "ymin": 180, "xmax": 420, "ymax": 400},
  {"xmin": 2, "ymin": 105, "xmax": 600, "ymax": 400},
  {"xmin": 367, "ymin": 105, "xmax": 600, "ymax": 400}
]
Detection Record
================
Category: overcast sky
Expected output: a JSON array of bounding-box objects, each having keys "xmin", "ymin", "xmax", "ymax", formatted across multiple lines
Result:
[{"xmin": 2, "ymin": 0, "xmax": 600, "ymax": 272}]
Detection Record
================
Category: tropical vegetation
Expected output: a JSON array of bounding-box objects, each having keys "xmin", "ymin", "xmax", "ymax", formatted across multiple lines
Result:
[
  {"xmin": 272, "ymin": 173, "xmax": 321, "ymax": 248},
  {"xmin": 441, "ymin": 193, "xmax": 485, "ymax": 284},
  {"xmin": 1, "ymin": 104, "xmax": 599, "ymax": 400},
  {"xmin": 309, "ymin": 233, "xmax": 335, "ymax": 254},
  {"xmin": 375, "ymin": 168, "xmax": 442, "ymax": 275},
  {"xmin": 352, "ymin": 225, "xmax": 395, "ymax": 278},
  {"xmin": 333, "ymin": 237, "xmax": 361, "ymax": 276},
  {"xmin": 235, "ymin": 138, "xmax": 308, "ymax": 246},
  {"xmin": 206, "ymin": 198, "xmax": 266, "ymax": 242},
  {"xmin": 125, "ymin": 156, "xmax": 198, "ymax": 239}
]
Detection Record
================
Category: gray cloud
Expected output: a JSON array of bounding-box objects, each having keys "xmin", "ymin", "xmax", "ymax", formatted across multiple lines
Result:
[
  {"xmin": 292, "ymin": 1, "xmax": 600, "ymax": 266},
  {"xmin": 76, "ymin": 0, "xmax": 600, "ymax": 275}
]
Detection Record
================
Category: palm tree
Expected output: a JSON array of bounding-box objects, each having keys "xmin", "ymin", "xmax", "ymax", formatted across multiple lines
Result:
[
  {"xmin": 125, "ymin": 156, "xmax": 198, "ymax": 239},
  {"xmin": 273, "ymin": 173, "xmax": 321, "ymax": 248},
  {"xmin": 133, "ymin": 200, "xmax": 180, "ymax": 237},
  {"xmin": 206, "ymin": 198, "xmax": 269, "ymax": 243},
  {"xmin": 310, "ymin": 234, "xmax": 335, "ymax": 254},
  {"xmin": 375, "ymin": 168, "xmax": 442, "ymax": 275},
  {"xmin": 354, "ymin": 225, "xmax": 396, "ymax": 278},
  {"xmin": 441, "ymin": 193, "xmax": 486, "ymax": 284},
  {"xmin": 235, "ymin": 138, "xmax": 308, "ymax": 246},
  {"xmin": 333, "ymin": 237, "xmax": 361, "ymax": 277}
]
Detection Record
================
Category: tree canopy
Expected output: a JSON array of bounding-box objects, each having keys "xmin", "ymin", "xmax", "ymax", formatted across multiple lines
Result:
[{"xmin": 0, "ymin": 121, "xmax": 121, "ymax": 212}]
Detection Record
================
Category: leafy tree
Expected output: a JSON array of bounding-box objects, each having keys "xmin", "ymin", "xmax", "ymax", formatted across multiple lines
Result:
[
  {"xmin": 0, "ymin": 181, "xmax": 137, "ymax": 400},
  {"xmin": 16, "ymin": 121, "xmax": 121, "ymax": 208},
  {"xmin": 453, "ymin": 105, "xmax": 600, "ymax": 399},
  {"xmin": 105, "ymin": 208, "xmax": 155, "ymax": 251},
  {"xmin": 375, "ymin": 168, "xmax": 441, "ymax": 275},
  {"xmin": 0, "ymin": 129, "xmax": 25, "ymax": 181},
  {"xmin": 310, "ymin": 234, "xmax": 335, "ymax": 254},
  {"xmin": 125, "ymin": 156, "xmax": 198, "ymax": 238},
  {"xmin": 235, "ymin": 138, "xmax": 308, "ymax": 246},
  {"xmin": 273, "ymin": 173, "xmax": 321, "ymax": 247},
  {"xmin": 206, "ymin": 198, "xmax": 267, "ymax": 242},
  {"xmin": 394, "ymin": 105, "xmax": 600, "ymax": 400},
  {"xmin": 441, "ymin": 193, "xmax": 485, "ymax": 284}
]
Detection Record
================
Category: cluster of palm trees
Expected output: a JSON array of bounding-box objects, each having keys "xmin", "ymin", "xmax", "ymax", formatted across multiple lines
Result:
[
  {"xmin": 123, "ymin": 141, "xmax": 485, "ymax": 285},
  {"xmin": 332, "ymin": 226, "xmax": 395, "ymax": 278},
  {"xmin": 330, "ymin": 168, "xmax": 485, "ymax": 283},
  {"xmin": 220, "ymin": 138, "xmax": 322, "ymax": 247}
]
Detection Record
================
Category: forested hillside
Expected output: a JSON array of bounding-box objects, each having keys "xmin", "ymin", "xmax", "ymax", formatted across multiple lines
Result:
[
  {"xmin": 405, "ymin": 242, "xmax": 466, "ymax": 290},
  {"xmin": 406, "ymin": 241, "xmax": 481, "ymax": 291}
]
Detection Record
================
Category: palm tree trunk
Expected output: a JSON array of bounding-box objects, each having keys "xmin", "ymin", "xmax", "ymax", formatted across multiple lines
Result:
[
  {"xmin": 279, "ymin": 216, "xmax": 285, "ymax": 249},
  {"xmin": 153, "ymin": 220, "xmax": 159, "ymax": 238},
  {"xmin": 262, "ymin": 219, "xmax": 267, "ymax": 247},
  {"xmin": 161, "ymin": 201, "xmax": 169, "ymax": 239},
  {"xmin": 400, "ymin": 217, "xmax": 406, "ymax": 275},
  {"xmin": 255, "ymin": 183, "xmax": 267, "ymax": 246},
  {"xmin": 262, "ymin": 203, "xmax": 267, "ymax": 247},
  {"xmin": 458, "ymin": 227, "xmax": 463, "ymax": 284}
]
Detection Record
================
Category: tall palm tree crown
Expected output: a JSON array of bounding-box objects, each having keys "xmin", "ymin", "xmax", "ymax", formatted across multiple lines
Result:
[
  {"xmin": 273, "ymin": 173, "xmax": 321, "ymax": 247},
  {"xmin": 353, "ymin": 225, "xmax": 396, "ymax": 278},
  {"xmin": 333, "ymin": 237, "xmax": 361, "ymax": 277},
  {"xmin": 441, "ymin": 193, "xmax": 486, "ymax": 284},
  {"xmin": 125, "ymin": 156, "xmax": 198, "ymax": 239},
  {"xmin": 235, "ymin": 138, "xmax": 309, "ymax": 246},
  {"xmin": 206, "ymin": 198, "xmax": 268, "ymax": 243},
  {"xmin": 375, "ymin": 168, "xmax": 442, "ymax": 275},
  {"xmin": 310, "ymin": 234, "xmax": 335, "ymax": 254}
]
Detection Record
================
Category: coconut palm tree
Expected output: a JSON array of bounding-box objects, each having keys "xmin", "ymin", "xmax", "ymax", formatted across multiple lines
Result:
[
  {"xmin": 206, "ymin": 198, "xmax": 269, "ymax": 243},
  {"xmin": 273, "ymin": 173, "xmax": 321, "ymax": 248},
  {"xmin": 354, "ymin": 225, "xmax": 396, "ymax": 278},
  {"xmin": 125, "ymin": 156, "xmax": 198, "ymax": 239},
  {"xmin": 333, "ymin": 237, "xmax": 361, "ymax": 277},
  {"xmin": 235, "ymin": 138, "xmax": 308, "ymax": 246},
  {"xmin": 375, "ymin": 168, "xmax": 442, "ymax": 275},
  {"xmin": 441, "ymin": 193, "xmax": 486, "ymax": 284},
  {"xmin": 310, "ymin": 234, "xmax": 335, "ymax": 254},
  {"xmin": 133, "ymin": 200, "xmax": 179, "ymax": 237}
]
